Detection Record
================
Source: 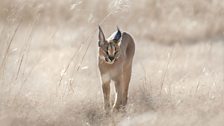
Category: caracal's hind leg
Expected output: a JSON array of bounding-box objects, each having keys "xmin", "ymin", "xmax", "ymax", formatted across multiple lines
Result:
[
  {"xmin": 102, "ymin": 80, "xmax": 111, "ymax": 113},
  {"xmin": 112, "ymin": 64, "xmax": 132, "ymax": 112},
  {"xmin": 122, "ymin": 64, "xmax": 132, "ymax": 107}
]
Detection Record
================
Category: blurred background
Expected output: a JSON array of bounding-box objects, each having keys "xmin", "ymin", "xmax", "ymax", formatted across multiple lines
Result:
[{"xmin": 0, "ymin": 0, "xmax": 223, "ymax": 126}]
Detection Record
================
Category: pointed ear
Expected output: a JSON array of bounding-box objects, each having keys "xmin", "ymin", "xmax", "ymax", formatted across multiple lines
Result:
[
  {"xmin": 113, "ymin": 27, "xmax": 121, "ymax": 43},
  {"xmin": 98, "ymin": 25, "xmax": 105, "ymax": 46}
]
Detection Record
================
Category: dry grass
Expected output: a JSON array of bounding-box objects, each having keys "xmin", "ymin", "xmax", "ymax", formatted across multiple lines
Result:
[{"xmin": 0, "ymin": 0, "xmax": 224, "ymax": 126}]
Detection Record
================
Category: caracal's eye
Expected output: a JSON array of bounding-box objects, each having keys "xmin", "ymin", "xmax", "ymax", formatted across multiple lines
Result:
[
  {"xmin": 115, "ymin": 50, "xmax": 118, "ymax": 55},
  {"xmin": 105, "ymin": 50, "xmax": 109, "ymax": 55},
  {"xmin": 104, "ymin": 47, "xmax": 109, "ymax": 54},
  {"xmin": 105, "ymin": 57, "xmax": 108, "ymax": 62}
]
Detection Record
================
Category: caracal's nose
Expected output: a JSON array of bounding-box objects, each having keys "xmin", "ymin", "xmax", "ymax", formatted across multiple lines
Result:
[{"xmin": 108, "ymin": 56, "xmax": 114, "ymax": 61}]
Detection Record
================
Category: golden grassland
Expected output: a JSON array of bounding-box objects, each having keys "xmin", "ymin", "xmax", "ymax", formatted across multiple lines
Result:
[{"xmin": 0, "ymin": 0, "xmax": 224, "ymax": 126}]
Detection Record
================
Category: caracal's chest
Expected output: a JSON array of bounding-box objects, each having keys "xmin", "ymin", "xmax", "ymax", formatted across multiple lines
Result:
[{"xmin": 98, "ymin": 59, "xmax": 123, "ymax": 80}]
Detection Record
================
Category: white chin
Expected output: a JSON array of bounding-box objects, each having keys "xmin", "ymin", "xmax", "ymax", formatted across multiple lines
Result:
[{"xmin": 106, "ymin": 60, "xmax": 115, "ymax": 64}]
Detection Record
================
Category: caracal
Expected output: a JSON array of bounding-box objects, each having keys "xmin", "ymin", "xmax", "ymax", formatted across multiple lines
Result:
[{"xmin": 97, "ymin": 26, "xmax": 135, "ymax": 113}]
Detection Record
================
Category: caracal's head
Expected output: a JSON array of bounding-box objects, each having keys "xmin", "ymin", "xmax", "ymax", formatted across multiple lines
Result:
[{"xmin": 98, "ymin": 26, "xmax": 122, "ymax": 64}]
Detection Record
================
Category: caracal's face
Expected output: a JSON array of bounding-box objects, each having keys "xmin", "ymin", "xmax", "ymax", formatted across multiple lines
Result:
[
  {"xmin": 98, "ymin": 40, "xmax": 121, "ymax": 64},
  {"xmin": 98, "ymin": 26, "xmax": 122, "ymax": 64}
]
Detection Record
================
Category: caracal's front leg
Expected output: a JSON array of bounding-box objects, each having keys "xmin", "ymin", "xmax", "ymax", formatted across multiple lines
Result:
[{"xmin": 101, "ymin": 78, "xmax": 111, "ymax": 113}]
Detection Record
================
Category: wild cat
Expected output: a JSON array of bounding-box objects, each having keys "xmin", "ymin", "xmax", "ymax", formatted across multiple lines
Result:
[{"xmin": 97, "ymin": 26, "xmax": 135, "ymax": 113}]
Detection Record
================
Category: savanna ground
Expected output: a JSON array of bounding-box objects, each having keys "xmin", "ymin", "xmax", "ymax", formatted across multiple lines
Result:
[{"xmin": 0, "ymin": 0, "xmax": 224, "ymax": 126}]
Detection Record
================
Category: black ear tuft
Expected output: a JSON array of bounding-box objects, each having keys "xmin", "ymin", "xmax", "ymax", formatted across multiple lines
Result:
[{"xmin": 113, "ymin": 27, "xmax": 121, "ymax": 42}]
